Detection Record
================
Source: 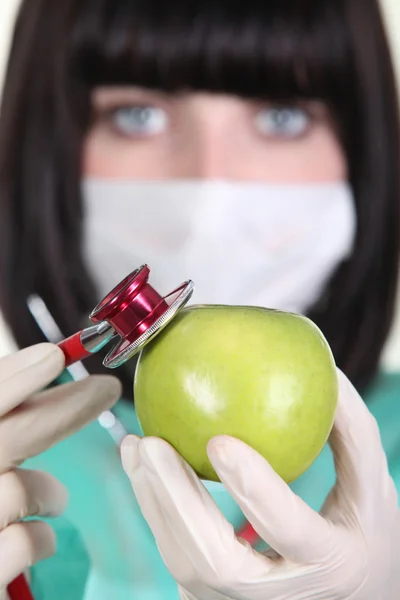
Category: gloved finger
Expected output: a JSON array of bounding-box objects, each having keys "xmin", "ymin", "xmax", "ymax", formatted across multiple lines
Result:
[
  {"xmin": 0, "ymin": 344, "xmax": 64, "ymax": 416},
  {"xmin": 0, "ymin": 520, "xmax": 56, "ymax": 588},
  {"xmin": 0, "ymin": 469, "xmax": 68, "ymax": 529},
  {"xmin": 208, "ymin": 435, "xmax": 334, "ymax": 565},
  {"xmin": 328, "ymin": 370, "xmax": 394, "ymax": 517},
  {"xmin": 121, "ymin": 436, "xmax": 197, "ymax": 585},
  {"xmin": 0, "ymin": 375, "xmax": 121, "ymax": 471},
  {"xmin": 125, "ymin": 436, "xmax": 271, "ymax": 590}
]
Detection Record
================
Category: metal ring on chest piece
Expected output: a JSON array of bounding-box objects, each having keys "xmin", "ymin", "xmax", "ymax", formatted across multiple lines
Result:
[{"xmin": 90, "ymin": 264, "xmax": 194, "ymax": 369}]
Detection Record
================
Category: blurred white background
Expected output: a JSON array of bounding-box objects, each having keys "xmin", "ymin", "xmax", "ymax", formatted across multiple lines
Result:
[{"xmin": 0, "ymin": 0, "xmax": 399, "ymax": 369}]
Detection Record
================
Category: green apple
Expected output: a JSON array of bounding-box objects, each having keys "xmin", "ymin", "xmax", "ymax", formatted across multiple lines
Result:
[{"xmin": 134, "ymin": 305, "xmax": 338, "ymax": 483}]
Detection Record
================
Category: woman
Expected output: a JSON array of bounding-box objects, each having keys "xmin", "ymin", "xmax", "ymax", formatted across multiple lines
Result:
[{"xmin": 0, "ymin": 0, "xmax": 399, "ymax": 598}]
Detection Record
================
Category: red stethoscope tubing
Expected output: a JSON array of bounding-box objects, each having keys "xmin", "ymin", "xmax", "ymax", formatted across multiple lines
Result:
[
  {"xmin": 7, "ymin": 574, "xmax": 35, "ymax": 600},
  {"xmin": 237, "ymin": 522, "xmax": 260, "ymax": 545},
  {"xmin": 57, "ymin": 332, "xmax": 91, "ymax": 366}
]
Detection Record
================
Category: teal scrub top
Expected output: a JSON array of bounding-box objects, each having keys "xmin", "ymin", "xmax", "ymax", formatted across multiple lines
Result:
[{"xmin": 25, "ymin": 371, "xmax": 400, "ymax": 600}]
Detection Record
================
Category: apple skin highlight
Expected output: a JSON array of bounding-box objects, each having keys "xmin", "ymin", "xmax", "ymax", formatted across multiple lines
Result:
[{"xmin": 134, "ymin": 305, "xmax": 338, "ymax": 483}]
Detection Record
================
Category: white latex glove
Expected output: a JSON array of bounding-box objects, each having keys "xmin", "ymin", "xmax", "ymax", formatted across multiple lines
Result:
[
  {"xmin": 121, "ymin": 370, "xmax": 399, "ymax": 600},
  {"xmin": 0, "ymin": 343, "xmax": 121, "ymax": 590}
]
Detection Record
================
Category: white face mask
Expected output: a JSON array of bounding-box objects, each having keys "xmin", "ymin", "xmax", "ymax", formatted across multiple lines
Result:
[{"xmin": 82, "ymin": 179, "xmax": 356, "ymax": 315}]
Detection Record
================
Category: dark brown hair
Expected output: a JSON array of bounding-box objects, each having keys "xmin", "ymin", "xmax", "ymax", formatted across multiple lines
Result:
[{"xmin": 0, "ymin": 0, "xmax": 399, "ymax": 393}]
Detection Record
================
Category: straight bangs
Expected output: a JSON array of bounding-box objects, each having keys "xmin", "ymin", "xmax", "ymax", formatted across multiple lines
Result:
[{"xmin": 71, "ymin": 0, "xmax": 352, "ymax": 107}]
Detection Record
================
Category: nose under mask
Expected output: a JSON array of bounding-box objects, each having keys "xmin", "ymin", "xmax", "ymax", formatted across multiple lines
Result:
[{"xmin": 82, "ymin": 179, "xmax": 356, "ymax": 315}]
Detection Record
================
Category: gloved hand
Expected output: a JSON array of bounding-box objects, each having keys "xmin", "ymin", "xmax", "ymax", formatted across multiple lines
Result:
[
  {"xmin": 0, "ymin": 343, "xmax": 121, "ymax": 590},
  {"xmin": 121, "ymin": 370, "xmax": 399, "ymax": 600}
]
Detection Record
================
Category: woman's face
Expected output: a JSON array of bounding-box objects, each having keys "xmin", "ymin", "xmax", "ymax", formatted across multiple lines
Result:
[{"xmin": 83, "ymin": 88, "xmax": 346, "ymax": 181}]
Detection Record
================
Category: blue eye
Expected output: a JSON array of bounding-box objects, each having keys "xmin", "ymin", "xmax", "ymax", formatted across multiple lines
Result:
[
  {"xmin": 254, "ymin": 106, "xmax": 311, "ymax": 139},
  {"xmin": 110, "ymin": 105, "xmax": 168, "ymax": 137}
]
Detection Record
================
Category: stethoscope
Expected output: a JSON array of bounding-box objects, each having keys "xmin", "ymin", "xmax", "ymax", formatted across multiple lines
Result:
[{"xmin": 8, "ymin": 264, "xmax": 258, "ymax": 600}]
